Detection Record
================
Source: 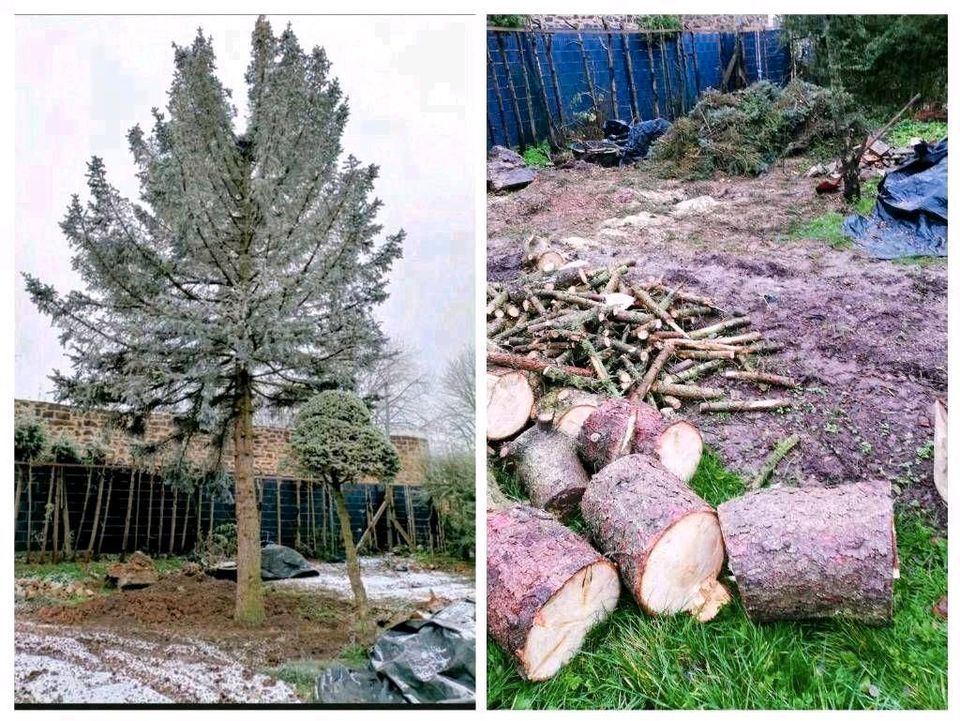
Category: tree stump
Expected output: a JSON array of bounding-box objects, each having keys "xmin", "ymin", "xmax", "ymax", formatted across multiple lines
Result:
[
  {"xmin": 578, "ymin": 398, "xmax": 703, "ymax": 481},
  {"xmin": 718, "ymin": 481, "xmax": 897, "ymax": 624},
  {"xmin": 487, "ymin": 504, "xmax": 620, "ymax": 681},
  {"xmin": 581, "ymin": 454, "xmax": 729, "ymax": 621}
]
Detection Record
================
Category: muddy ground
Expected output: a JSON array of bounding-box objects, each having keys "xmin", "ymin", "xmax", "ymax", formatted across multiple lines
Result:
[
  {"xmin": 15, "ymin": 555, "xmax": 474, "ymax": 704},
  {"xmin": 489, "ymin": 159, "xmax": 947, "ymax": 529}
]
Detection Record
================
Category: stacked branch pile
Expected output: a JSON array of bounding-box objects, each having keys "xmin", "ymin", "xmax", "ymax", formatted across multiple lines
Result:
[{"xmin": 486, "ymin": 259, "xmax": 797, "ymax": 443}]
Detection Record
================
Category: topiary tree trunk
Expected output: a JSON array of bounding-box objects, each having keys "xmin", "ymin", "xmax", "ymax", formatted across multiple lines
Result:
[{"xmin": 331, "ymin": 480, "xmax": 371, "ymax": 638}]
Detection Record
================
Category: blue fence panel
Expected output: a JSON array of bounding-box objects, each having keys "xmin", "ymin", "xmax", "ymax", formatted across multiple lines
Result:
[{"xmin": 488, "ymin": 28, "xmax": 791, "ymax": 149}]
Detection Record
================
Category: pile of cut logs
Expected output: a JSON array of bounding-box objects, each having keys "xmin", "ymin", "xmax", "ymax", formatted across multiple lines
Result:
[
  {"xmin": 486, "ymin": 259, "xmax": 797, "ymax": 440},
  {"xmin": 487, "ymin": 260, "xmax": 898, "ymax": 683}
]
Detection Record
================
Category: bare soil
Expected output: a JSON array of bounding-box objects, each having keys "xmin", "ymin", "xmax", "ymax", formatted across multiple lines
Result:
[
  {"xmin": 16, "ymin": 556, "xmax": 475, "ymax": 703},
  {"xmin": 489, "ymin": 160, "xmax": 947, "ymax": 529}
]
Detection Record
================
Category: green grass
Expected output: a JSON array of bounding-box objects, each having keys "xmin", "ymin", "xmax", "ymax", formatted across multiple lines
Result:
[
  {"xmin": 785, "ymin": 213, "xmax": 852, "ymax": 250},
  {"xmin": 892, "ymin": 256, "xmax": 947, "ymax": 268},
  {"xmin": 264, "ymin": 659, "xmax": 328, "ymax": 701},
  {"xmin": 487, "ymin": 455, "xmax": 947, "ymax": 710},
  {"xmin": 886, "ymin": 119, "xmax": 947, "ymax": 148},
  {"xmin": 14, "ymin": 555, "xmax": 185, "ymax": 583}
]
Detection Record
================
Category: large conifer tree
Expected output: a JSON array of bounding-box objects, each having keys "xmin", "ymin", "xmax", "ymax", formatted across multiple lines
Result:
[{"xmin": 24, "ymin": 17, "xmax": 403, "ymax": 623}]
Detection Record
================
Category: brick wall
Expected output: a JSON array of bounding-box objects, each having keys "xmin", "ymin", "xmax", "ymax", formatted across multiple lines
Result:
[{"xmin": 13, "ymin": 399, "xmax": 428, "ymax": 485}]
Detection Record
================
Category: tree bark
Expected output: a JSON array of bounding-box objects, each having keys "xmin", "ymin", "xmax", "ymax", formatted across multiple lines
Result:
[
  {"xmin": 581, "ymin": 454, "xmax": 729, "ymax": 621},
  {"xmin": 717, "ymin": 481, "xmax": 897, "ymax": 624},
  {"xmin": 332, "ymin": 481, "xmax": 371, "ymax": 637},
  {"xmin": 233, "ymin": 370, "xmax": 265, "ymax": 624},
  {"xmin": 501, "ymin": 417, "xmax": 590, "ymax": 517},
  {"xmin": 52, "ymin": 469, "xmax": 61, "ymax": 562},
  {"xmin": 578, "ymin": 398, "xmax": 703, "ymax": 482},
  {"xmin": 487, "ymin": 504, "xmax": 620, "ymax": 681}
]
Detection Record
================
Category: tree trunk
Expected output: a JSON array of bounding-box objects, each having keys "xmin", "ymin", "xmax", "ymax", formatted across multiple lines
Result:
[
  {"xmin": 332, "ymin": 481, "xmax": 370, "ymax": 637},
  {"xmin": 500, "ymin": 416, "xmax": 590, "ymax": 517},
  {"xmin": 581, "ymin": 454, "xmax": 729, "ymax": 621},
  {"xmin": 233, "ymin": 371, "xmax": 265, "ymax": 624},
  {"xmin": 122, "ymin": 469, "xmax": 137, "ymax": 555},
  {"xmin": 717, "ymin": 481, "xmax": 897, "ymax": 624},
  {"xmin": 85, "ymin": 470, "xmax": 105, "ymax": 561},
  {"xmin": 487, "ymin": 504, "xmax": 620, "ymax": 681},
  {"xmin": 578, "ymin": 398, "xmax": 703, "ymax": 482}
]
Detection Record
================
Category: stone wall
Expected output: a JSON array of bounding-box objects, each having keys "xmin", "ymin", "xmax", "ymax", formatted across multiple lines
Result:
[
  {"xmin": 13, "ymin": 399, "xmax": 428, "ymax": 485},
  {"xmin": 521, "ymin": 15, "xmax": 776, "ymax": 32}
]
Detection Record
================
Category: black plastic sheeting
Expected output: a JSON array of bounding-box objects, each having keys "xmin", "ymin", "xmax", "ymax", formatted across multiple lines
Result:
[
  {"xmin": 572, "ymin": 118, "xmax": 672, "ymax": 167},
  {"xmin": 314, "ymin": 599, "xmax": 476, "ymax": 706},
  {"xmin": 843, "ymin": 139, "xmax": 948, "ymax": 259}
]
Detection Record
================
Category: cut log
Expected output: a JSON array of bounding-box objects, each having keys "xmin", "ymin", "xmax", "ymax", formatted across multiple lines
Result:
[
  {"xmin": 581, "ymin": 454, "xmax": 729, "ymax": 621},
  {"xmin": 501, "ymin": 417, "xmax": 591, "ymax": 516},
  {"xmin": 717, "ymin": 481, "xmax": 897, "ymax": 624},
  {"xmin": 487, "ymin": 504, "xmax": 621, "ymax": 681},
  {"xmin": 487, "ymin": 369, "xmax": 535, "ymax": 441},
  {"xmin": 577, "ymin": 398, "xmax": 703, "ymax": 482},
  {"xmin": 537, "ymin": 388, "xmax": 602, "ymax": 437}
]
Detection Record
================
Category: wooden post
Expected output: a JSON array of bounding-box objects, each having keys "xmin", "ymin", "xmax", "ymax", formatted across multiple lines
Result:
[
  {"xmin": 575, "ymin": 28, "xmax": 598, "ymax": 121},
  {"xmin": 601, "ymin": 19, "xmax": 619, "ymax": 120},
  {"xmin": 158, "ymin": 484, "xmax": 166, "ymax": 555},
  {"xmin": 145, "ymin": 475, "xmax": 154, "ymax": 554},
  {"xmin": 516, "ymin": 31, "xmax": 539, "ymax": 143},
  {"xmin": 25, "ymin": 466, "xmax": 33, "ymax": 563},
  {"xmin": 51, "ymin": 468, "xmax": 61, "ymax": 562},
  {"xmin": 530, "ymin": 32, "xmax": 559, "ymax": 146},
  {"xmin": 690, "ymin": 31, "xmax": 702, "ymax": 96},
  {"xmin": 96, "ymin": 474, "xmax": 113, "ymax": 558},
  {"xmin": 275, "ymin": 479, "xmax": 282, "ymax": 546},
  {"xmin": 121, "ymin": 468, "xmax": 137, "ymax": 555},
  {"xmin": 621, "ymin": 30, "xmax": 640, "ymax": 121},
  {"xmin": 295, "ymin": 479, "xmax": 302, "ymax": 550},
  {"xmin": 658, "ymin": 33, "xmax": 674, "ymax": 117},
  {"xmin": 76, "ymin": 466, "xmax": 94, "ymax": 558},
  {"xmin": 60, "ymin": 469, "xmax": 73, "ymax": 559},
  {"xmin": 39, "ymin": 469, "xmax": 54, "ymax": 562},
  {"xmin": 487, "ymin": 45, "xmax": 510, "ymax": 147},
  {"xmin": 544, "ymin": 33, "xmax": 566, "ymax": 130},
  {"xmin": 677, "ymin": 33, "xmax": 690, "ymax": 114},
  {"xmin": 497, "ymin": 32, "xmax": 527, "ymax": 150},
  {"xmin": 645, "ymin": 33, "xmax": 661, "ymax": 117},
  {"xmin": 180, "ymin": 490, "xmax": 191, "ymax": 552}
]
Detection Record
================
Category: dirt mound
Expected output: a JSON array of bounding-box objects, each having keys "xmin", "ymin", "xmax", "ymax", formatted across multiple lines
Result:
[{"xmin": 29, "ymin": 571, "xmax": 363, "ymax": 666}]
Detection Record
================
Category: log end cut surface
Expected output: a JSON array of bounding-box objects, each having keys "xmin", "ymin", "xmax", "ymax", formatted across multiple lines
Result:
[
  {"xmin": 487, "ymin": 370, "xmax": 534, "ymax": 441},
  {"xmin": 654, "ymin": 420, "xmax": 704, "ymax": 483},
  {"xmin": 487, "ymin": 506, "xmax": 621, "ymax": 680}
]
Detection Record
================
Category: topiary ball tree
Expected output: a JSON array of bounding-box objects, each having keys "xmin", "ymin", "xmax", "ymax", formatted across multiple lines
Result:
[{"xmin": 291, "ymin": 390, "xmax": 400, "ymax": 633}]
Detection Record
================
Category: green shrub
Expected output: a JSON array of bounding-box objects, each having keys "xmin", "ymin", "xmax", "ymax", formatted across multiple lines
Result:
[
  {"xmin": 522, "ymin": 141, "xmax": 552, "ymax": 168},
  {"xmin": 423, "ymin": 452, "xmax": 475, "ymax": 560}
]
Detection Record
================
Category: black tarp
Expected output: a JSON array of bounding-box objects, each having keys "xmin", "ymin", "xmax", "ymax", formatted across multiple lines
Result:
[
  {"xmin": 843, "ymin": 139, "xmax": 948, "ymax": 259},
  {"xmin": 313, "ymin": 599, "xmax": 476, "ymax": 705}
]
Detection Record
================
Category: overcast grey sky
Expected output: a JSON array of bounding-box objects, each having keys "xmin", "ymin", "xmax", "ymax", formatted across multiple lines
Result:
[{"xmin": 15, "ymin": 15, "xmax": 474, "ymax": 401}]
